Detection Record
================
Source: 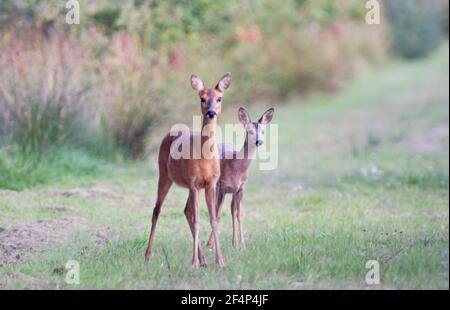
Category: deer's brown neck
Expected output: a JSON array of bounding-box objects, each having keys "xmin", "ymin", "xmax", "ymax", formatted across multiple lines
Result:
[
  {"xmin": 236, "ymin": 134, "xmax": 256, "ymax": 170},
  {"xmin": 201, "ymin": 117, "xmax": 218, "ymax": 157}
]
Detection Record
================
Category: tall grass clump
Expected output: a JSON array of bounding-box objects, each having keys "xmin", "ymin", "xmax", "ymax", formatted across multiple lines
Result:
[
  {"xmin": 0, "ymin": 33, "xmax": 109, "ymax": 190},
  {"xmin": 97, "ymin": 32, "xmax": 172, "ymax": 159},
  {"xmin": 0, "ymin": 33, "xmax": 94, "ymax": 154}
]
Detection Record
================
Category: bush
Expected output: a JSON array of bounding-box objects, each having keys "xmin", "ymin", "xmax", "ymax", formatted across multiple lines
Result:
[
  {"xmin": 0, "ymin": 0, "xmax": 387, "ymax": 161},
  {"xmin": 385, "ymin": 0, "xmax": 443, "ymax": 59},
  {"xmin": 98, "ymin": 32, "xmax": 172, "ymax": 159},
  {"xmin": 0, "ymin": 33, "xmax": 93, "ymax": 154}
]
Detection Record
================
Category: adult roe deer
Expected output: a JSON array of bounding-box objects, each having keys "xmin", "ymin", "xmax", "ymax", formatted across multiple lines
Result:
[
  {"xmin": 207, "ymin": 107, "xmax": 275, "ymax": 249},
  {"xmin": 144, "ymin": 73, "xmax": 231, "ymax": 268}
]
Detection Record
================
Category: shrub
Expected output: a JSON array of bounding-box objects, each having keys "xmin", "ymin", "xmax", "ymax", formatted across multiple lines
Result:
[
  {"xmin": 0, "ymin": 0, "xmax": 388, "ymax": 161},
  {"xmin": 385, "ymin": 0, "xmax": 443, "ymax": 59},
  {"xmin": 0, "ymin": 33, "xmax": 93, "ymax": 154},
  {"xmin": 98, "ymin": 32, "xmax": 172, "ymax": 159}
]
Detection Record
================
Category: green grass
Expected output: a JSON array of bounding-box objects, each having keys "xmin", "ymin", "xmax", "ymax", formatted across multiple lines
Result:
[
  {"xmin": 0, "ymin": 45, "xmax": 448, "ymax": 289},
  {"xmin": 0, "ymin": 149, "xmax": 114, "ymax": 191}
]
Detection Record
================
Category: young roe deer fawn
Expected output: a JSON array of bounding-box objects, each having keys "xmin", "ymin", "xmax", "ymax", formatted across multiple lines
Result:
[
  {"xmin": 207, "ymin": 107, "xmax": 275, "ymax": 249},
  {"xmin": 144, "ymin": 73, "xmax": 231, "ymax": 268}
]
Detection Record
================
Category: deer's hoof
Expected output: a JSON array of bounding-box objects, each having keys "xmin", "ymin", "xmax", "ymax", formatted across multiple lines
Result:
[
  {"xmin": 144, "ymin": 252, "xmax": 152, "ymax": 262},
  {"xmin": 191, "ymin": 260, "xmax": 200, "ymax": 269},
  {"xmin": 216, "ymin": 258, "xmax": 225, "ymax": 268},
  {"xmin": 199, "ymin": 255, "xmax": 208, "ymax": 267}
]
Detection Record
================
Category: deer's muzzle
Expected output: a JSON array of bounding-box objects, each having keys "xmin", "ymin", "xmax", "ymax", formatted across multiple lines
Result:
[{"xmin": 205, "ymin": 110, "xmax": 217, "ymax": 119}]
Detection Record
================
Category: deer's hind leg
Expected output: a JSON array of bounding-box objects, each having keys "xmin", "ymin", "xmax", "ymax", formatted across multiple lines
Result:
[
  {"xmin": 184, "ymin": 195, "xmax": 207, "ymax": 266},
  {"xmin": 144, "ymin": 173, "xmax": 172, "ymax": 262},
  {"xmin": 187, "ymin": 187, "xmax": 202, "ymax": 268}
]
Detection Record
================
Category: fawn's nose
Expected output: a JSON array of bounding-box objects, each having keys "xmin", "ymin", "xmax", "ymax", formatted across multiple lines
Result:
[
  {"xmin": 256, "ymin": 140, "xmax": 264, "ymax": 147},
  {"xmin": 205, "ymin": 111, "xmax": 217, "ymax": 119}
]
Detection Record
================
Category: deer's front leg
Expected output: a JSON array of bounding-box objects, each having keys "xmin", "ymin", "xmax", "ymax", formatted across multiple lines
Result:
[
  {"xmin": 189, "ymin": 187, "xmax": 201, "ymax": 268},
  {"xmin": 205, "ymin": 183, "xmax": 224, "ymax": 267},
  {"xmin": 184, "ymin": 196, "xmax": 207, "ymax": 266},
  {"xmin": 236, "ymin": 187, "xmax": 245, "ymax": 248},
  {"xmin": 231, "ymin": 193, "xmax": 238, "ymax": 248},
  {"xmin": 207, "ymin": 187, "xmax": 225, "ymax": 249}
]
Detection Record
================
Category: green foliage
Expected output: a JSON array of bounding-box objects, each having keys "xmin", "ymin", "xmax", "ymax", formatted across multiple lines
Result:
[
  {"xmin": 385, "ymin": 0, "xmax": 443, "ymax": 59},
  {"xmin": 90, "ymin": 7, "xmax": 123, "ymax": 35},
  {"xmin": 0, "ymin": 148, "xmax": 109, "ymax": 191},
  {"xmin": 0, "ymin": 0, "xmax": 387, "ymax": 162}
]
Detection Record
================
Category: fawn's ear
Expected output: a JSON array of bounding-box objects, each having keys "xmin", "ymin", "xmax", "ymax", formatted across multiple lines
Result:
[
  {"xmin": 238, "ymin": 107, "xmax": 251, "ymax": 125},
  {"xmin": 215, "ymin": 72, "xmax": 231, "ymax": 92},
  {"xmin": 190, "ymin": 75, "xmax": 204, "ymax": 92},
  {"xmin": 258, "ymin": 108, "xmax": 274, "ymax": 124}
]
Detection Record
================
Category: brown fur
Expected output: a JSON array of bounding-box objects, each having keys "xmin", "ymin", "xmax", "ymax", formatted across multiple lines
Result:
[
  {"xmin": 207, "ymin": 107, "xmax": 274, "ymax": 248},
  {"xmin": 144, "ymin": 73, "xmax": 231, "ymax": 268}
]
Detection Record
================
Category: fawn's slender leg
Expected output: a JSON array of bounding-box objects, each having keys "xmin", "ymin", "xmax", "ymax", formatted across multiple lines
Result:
[
  {"xmin": 184, "ymin": 196, "xmax": 207, "ymax": 266},
  {"xmin": 205, "ymin": 183, "xmax": 224, "ymax": 267},
  {"xmin": 189, "ymin": 187, "xmax": 201, "ymax": 268},
  {"xmin": 207, "ymin": 186, "xmax": 225, "ymax": 249},
  {"xmin": 231, "ymin": 193, "xmax": 238, "ymax": 248},
  {"xmin": 145, "ymin": 177, "xmax": 173, "ymax": 261},
  {"xmin": 236, "ymin": 188, "xmax": 245, "ymax": 248}
]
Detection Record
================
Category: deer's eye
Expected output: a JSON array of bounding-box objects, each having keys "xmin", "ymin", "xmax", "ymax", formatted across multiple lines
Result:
[
  {"xmin": 217, "ymin": 97, "xmax": 222, "ymax": 103},
  {"xmin": 201, "ymin": 98, "xmax": 206, "ymax": 104}
]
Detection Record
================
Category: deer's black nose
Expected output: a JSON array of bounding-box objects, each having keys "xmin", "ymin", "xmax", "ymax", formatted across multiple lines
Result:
[
  {"xmin": 256, "ymin": 140, "xmax": 263, "ymax": 147},
  {"xmin": 205, "ymin": 111, "xmax": 217, "ymax": 119}
]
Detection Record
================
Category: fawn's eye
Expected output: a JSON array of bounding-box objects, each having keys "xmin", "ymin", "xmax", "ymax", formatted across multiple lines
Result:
[
  {"xmin": 201, "ymin": 98, "xmax": 206, "ymax": 104},
  {"xmin": 217, "ymin": 97, "xmax": 222, "ymax": 103}
]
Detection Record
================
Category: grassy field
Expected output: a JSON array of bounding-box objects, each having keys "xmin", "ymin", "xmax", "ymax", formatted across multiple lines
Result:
[{"xmin": 0, "ymin": 45, "xmax": 448, "ymax": 290}]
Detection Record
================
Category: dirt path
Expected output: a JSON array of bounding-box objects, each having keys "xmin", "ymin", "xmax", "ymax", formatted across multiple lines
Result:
[{"xmin": 0, "ymin": 217, "xmax": 82, "ymax": 265}]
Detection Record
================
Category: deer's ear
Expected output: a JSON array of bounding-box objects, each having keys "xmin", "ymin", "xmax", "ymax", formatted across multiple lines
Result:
[
  {"xmin": 258, "ymin": 108, "xmax": 274, "ymax": 124},
  {"xmin": 238, "ymin": 107, "xmax": 251, "ymax": 125},
  {"xmin": 190, "ymin": 75, "xmax": 204, "ymax": 92},
  {"xmin": 215, "ymin": 72, "xmax": 231, "ymax": 92}
]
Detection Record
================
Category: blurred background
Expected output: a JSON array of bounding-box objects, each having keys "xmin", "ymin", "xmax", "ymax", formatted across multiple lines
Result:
[
  {"xmin": 0, "ymin": 0, "xmax": 448, "ymax": 189},
  {"xmin": 0, "ymin": 0, "xmax": 449, "ymax": 290}
]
